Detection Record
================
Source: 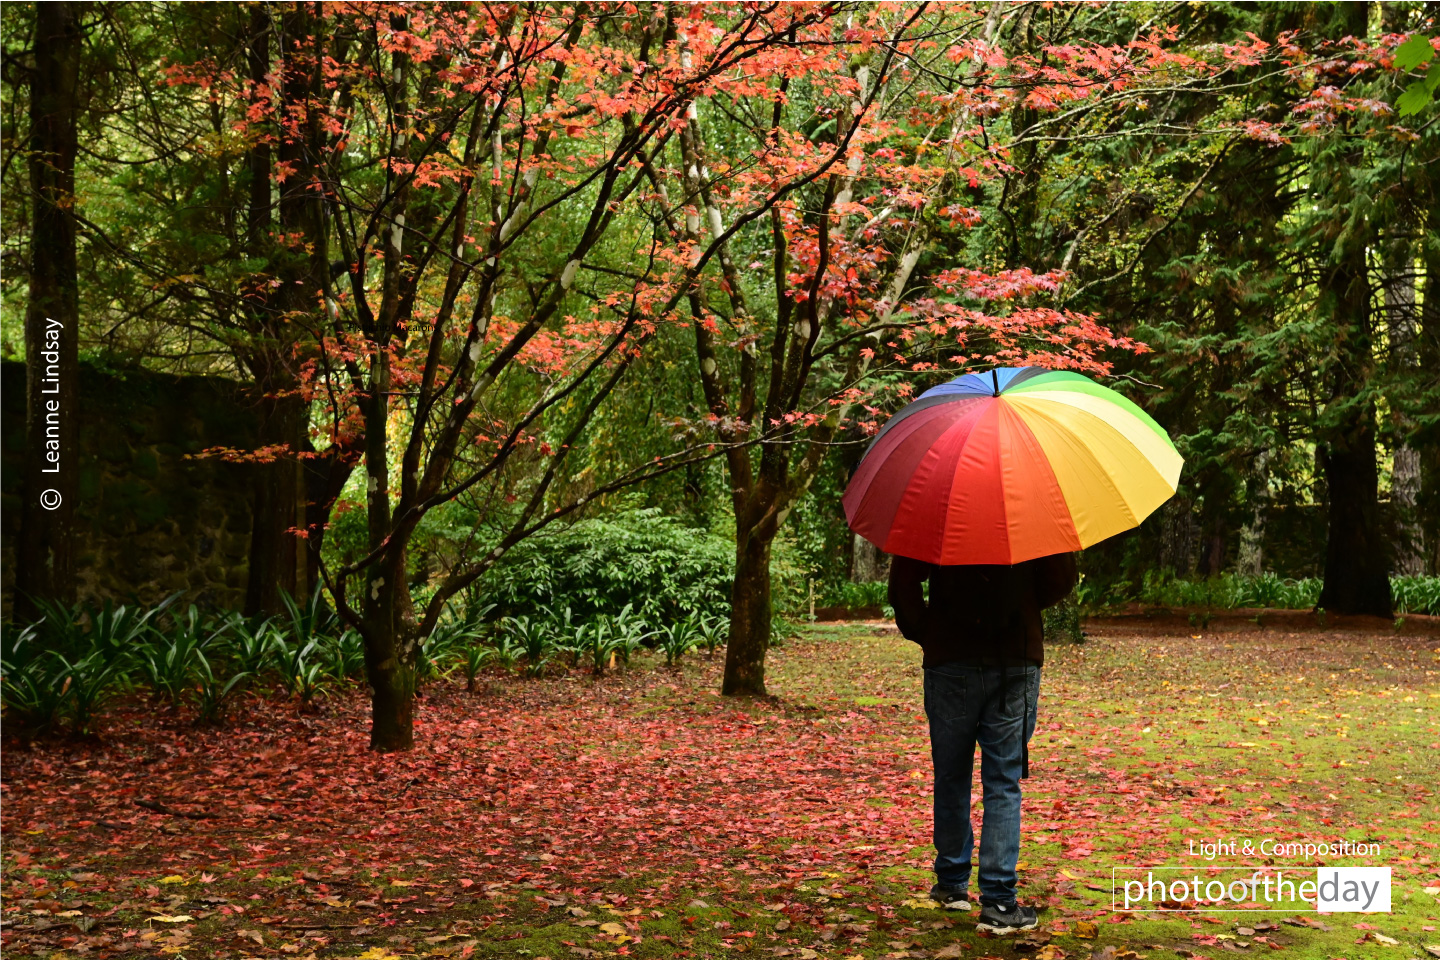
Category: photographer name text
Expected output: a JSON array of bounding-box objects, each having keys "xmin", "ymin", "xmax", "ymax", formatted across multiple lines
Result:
[{"xmin": 40, "ymin": 316, "xmax": 63, "ymax": 475}]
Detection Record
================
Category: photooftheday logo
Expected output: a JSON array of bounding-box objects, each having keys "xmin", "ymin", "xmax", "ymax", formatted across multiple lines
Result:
[{"xmin": 1114, "ymin": 867, "xmax": 1391, "ymax": 913}]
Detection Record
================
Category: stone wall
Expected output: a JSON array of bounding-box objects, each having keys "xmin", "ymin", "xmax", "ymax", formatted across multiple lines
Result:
[{"xmin": 2, "ymin": 360, "xmax": 257, "ymax": 613}]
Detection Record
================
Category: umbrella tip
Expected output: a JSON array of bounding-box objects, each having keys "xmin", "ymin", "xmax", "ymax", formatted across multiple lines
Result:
[{"xmin": 992, "ymin": 368, "xmax": 1000, "ymax": 396}]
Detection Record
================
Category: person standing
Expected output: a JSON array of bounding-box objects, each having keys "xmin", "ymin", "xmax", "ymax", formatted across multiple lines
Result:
[{"xmin": 889, "ymin": 552, "xmax": 1078, "ymax": 934}]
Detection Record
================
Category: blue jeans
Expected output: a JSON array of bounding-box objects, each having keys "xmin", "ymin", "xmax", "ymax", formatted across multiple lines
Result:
[{"xmin": 923, "ymin": 662, "xmax": 1040, "ymax": 905}]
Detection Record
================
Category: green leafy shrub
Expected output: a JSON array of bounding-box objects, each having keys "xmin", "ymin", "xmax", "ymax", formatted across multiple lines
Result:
[
  {"xmin": 193, "ymin": 659, "xmax": 250, "ymax": 726},
  {"xmin": 541, "ymin": 605, "xmax": 583, "ymax": 666},
  {"xmin": 818, "ymin": 580, "xmax": 892, "ymax": 616},
  {"xmin": 324, "ymin": 629, "xmax": 367, "ymax": 681},
  {"xmin": 770, "ymin": 615, "xmax": 800, "ymax": 648},
  {"xmin": 461, "ymin": 644, "xmax": 493, "ymax": 692},
  {"xmin": 608, "ymin": 604, "xmax": 655, "ymax": 666},
  {"xmin": 487, "ymin": 633, "xmax": 524, "ymax": 674},
  {"xmin": 694, "ymin": 615, "xmax": 727, "ymax": 659},
  {"xmin": 575, "ymin": 618, "xmax": 619, "ymax": 676},
  {"xmin": 1, "ymin": 623, "xmax": 76, "ymax": 733},
  {"xmin": 223, "ymin": 613, "xmax": 279, "ymax": 677},
  {"xmin": 1, "ymin": 596, "xmax": 178, "ymax": 735},
  {"xmin": 416, "ymin": 623, "xmax": 468, "ymax": 687},
  {"xmin": 2, "ymin": 591, "xmax": 392, "ymax": 730},
  {"xmin": 54, "ymin": 650, "xmax": 127, "ymax": 734},
  {"xmin": 1129, "ymin": 572, "xmax": 1439, "ymax": 615},
  {"xmin": 501, "ymin": 615, "xmax": 555, "ymax": 678},
  {"xmin": 83, "ymin": 595, "xmax": 180, "ymax": 666},
  {"xmin": 657, "ymin": 619, "xmax": 699, "ymax": 666},
  {"xmin": 1392, "ymin": 576, "xmax": 1440, "ymax": 615},
  {"xmin": 139, "ymin": 605, "xmax": 228, "ymax": 710},
  {"xmin": 483, "ymin": 507, "xmax": 733, "ymax": 623},
  {"xmin": 278, "ymin": 591, "xmax": 341, "ymax": 651}
]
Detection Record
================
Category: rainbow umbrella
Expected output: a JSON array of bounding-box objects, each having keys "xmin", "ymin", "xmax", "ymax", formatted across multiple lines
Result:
[{"xmin": 842, "ymin": 367, "xmax": 1183, "ymax": 565}]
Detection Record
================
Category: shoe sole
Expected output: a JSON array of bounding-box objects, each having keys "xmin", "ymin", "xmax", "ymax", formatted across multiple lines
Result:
[
  {"xmin": 928, "ymin": 891, "xmax": 971, "ymax": 911},
  {"xmin": 975, "ymin": 920, "xmax": 1038, "ymax": 935}
]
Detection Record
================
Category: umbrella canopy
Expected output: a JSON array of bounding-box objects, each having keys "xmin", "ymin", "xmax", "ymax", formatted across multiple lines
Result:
[{"xmin": 843, "ymin": 366, "xmax": 1183, "ymax": 565}]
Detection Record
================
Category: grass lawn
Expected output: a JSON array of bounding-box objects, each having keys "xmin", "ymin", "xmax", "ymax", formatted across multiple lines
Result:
[{"xmin": 3, "ymin": 615, "xmax": 1437, "ymax": 960}]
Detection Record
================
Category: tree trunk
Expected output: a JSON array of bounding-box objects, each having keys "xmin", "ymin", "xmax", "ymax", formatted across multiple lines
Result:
[
  {"xmin": 1236, "ymin": 455, "xmax": 1268, "ymax": 576},
  {"xmin": 1420, "ymin": 237, "xmax": 1440, "ymax": 575},
  {"xmin": 368, "ymin": 653, "xmax": 416, "ymax": 752},
  {"xmin": 722, "ymin": 525, "xmax": 773, "ymax": 696},
  {"xmin": 303, "ymin": 438, "xmax": 360, "ymax": 594},
  {"xmin": 1317, "ymin": 403, "xmax": 1393, "ymax": 617},
  {"xmin": 239, "ymin": 5, "xmax": 324, "ymax": 616},
  {"xmin": 850, "ymin": 533, "xmax": 889, "ymax": 583},
  {"xmin": 1196, "ymin": 523, "xmax": 1227, "ymax": 577},
  {"xmin": 1316, "ymin": 240, "xmax": 1392, "ymax": 617},
  {"xmin": 242, "ymin": 3, "xmax": 326, "ymax": 615},
  {"xmin": 1311, "ymin": 89, "xmax": 1391, "ymax": 618},
  {"xmin": 1236, "ymin": 450, "xmax": 1271, "ymax": 577},
  {"xmin": 1392, "ymin": 445, "xmax": 1423, "ymax": 575},
  {"xmin": 1158, "ymin": 496, "xmax": 1194, "ymax": 576},
  {"xmin": 364, "ymin": 541, "xmax": 419, "ymax": 751},
  {"xmin": 1383, "ymin": 235, "xmax": 1424, "ymax": 575},
  {"xmin": 244, "ymin": 385, "xmax": 304, "ymax": 614},
  {"xmin": 360, "ymin": 336, "xmax": 420, "ymax": 749},
  {"xmin": 17, "ymin": 2, "xmax": 83, "ymax": 622},
  {"xmin": 1236, "ymin": 502, "xmax": 1266, "ymax": 577}
]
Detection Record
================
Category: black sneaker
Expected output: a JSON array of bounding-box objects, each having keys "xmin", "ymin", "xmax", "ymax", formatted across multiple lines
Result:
[
  {"xmin": 928, "ymin": 883, "xmax": 971, "ymax": 910},
  {"xmin": 975, "ymin": 901, "xmax": 1038, "ymax": 934}
]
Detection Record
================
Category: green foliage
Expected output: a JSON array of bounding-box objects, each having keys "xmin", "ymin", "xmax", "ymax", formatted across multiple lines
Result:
[
  {"xmin": 1138, "ymin": 572, "xmax": 1324, "ymax": 611},
  {"xmin": 192, "ymin": 659, "xmax": 250, "ymax": 726},
  {"xmin": 486, "ymin": 634, "xmax": 525, "ymax": 674},
  {"xmin": 609, "ymin": 604, "xmax": 655, "ymax": 665},
  {"xmin": 483, "ymin": 507, "xmax": 733, "ymax": 624},
  {"xmin": 656, "ymin": 623, "xmax": 697, "ymax": 666},
  {"xmin": 657, "ymin": 615, "xmax": 704, "ymax": 666},
  {"xmin": 269, "ymin": 635, "xmax": 325, "ymax": 705},
  {"xmin": 324, "ymin": 629, "xmax": 367, "ymax": 681},
  {"xmin": 1042, "ymin": 596, "xmax": 1084, "ymax": 645},
  {"xmin": 0, "ymin": 596, "xmax": 177, "ymax": 735},
  {"xmin": 693, "ymin": 615, "xmax": 727, "ymax": 659},
  {"xmin": 818, "ymin": 580, "xmax": 893, "ymax": 617},
  {"xmin": 575, "ymin": 619, "xmax": 620, "ymax": 677},
  {"xmin": 1394, "ymin": 33, "xmax": 1438, "ymax": 116},
  {"xmin": 770, "ymin": 615, "xmax": 800, "ymax": 649},
  {"xmin": 77, "ymin": 594, "xmax": 179, "ymax": 666},
  {"xmin": 501, "ymin": 615, "xmax": 555, "ymax": 678},
  {"xmin": 1391, "ymin": 576, "xmax": 1440, "ymax": 616},
  {"xmin": 461, "ymin": 644, "xmax": 494, "ymax": 692},
  {"xmin": 1122, "ymin": 573, "xmax": 1440, "ymax": 615},
  {"xmin": 418, "ymin": 611, "xmax": 487, "ymax": 686},
  {"xmin": 223, "ymin": 613, "xmax": 279, "ymax": 677},
  {"xmin": 0, "ymin": 624, "xmax": 65, "ymax": 731},
  {"xmin": 54, "ymin": 651, "xmax": 127, "ymax": 735},
  {"xmin": 136, "ymin": 605, "xmax": 224, "ymax": 710},
  {"xmin": 0, "ymin": 591, "xmax": 376, "ymax": 732},
  {"xmin": 278, "ymin": 591, "xmax": 340, "ymax": 652}
]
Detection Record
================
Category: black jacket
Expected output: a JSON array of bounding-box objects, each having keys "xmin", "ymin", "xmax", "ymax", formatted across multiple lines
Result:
[{"xmin": 887, "ymin": 553, "xmax": 1078, "ymax": 668}]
